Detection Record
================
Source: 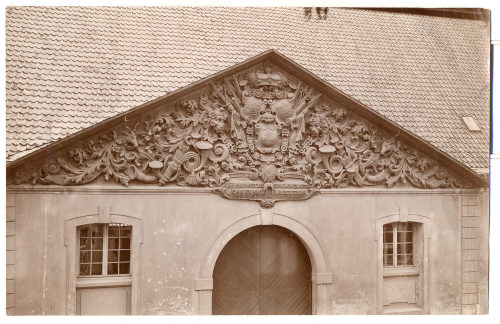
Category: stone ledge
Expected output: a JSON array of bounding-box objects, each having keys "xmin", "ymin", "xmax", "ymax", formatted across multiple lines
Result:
[
  {"xmin": 194, "ymin": 278, "xmax": 213, "ymax": 291},
  {"xmin": 6, "ymin": 185, "xmax": 471, "ymax": 195},
  {"xmin": 383, "ymin": 302, "xmax": 424, "ymax": 315},
  {"xmin": 316, "ymin": 273, "xmax": 333, "ymax": 284}
]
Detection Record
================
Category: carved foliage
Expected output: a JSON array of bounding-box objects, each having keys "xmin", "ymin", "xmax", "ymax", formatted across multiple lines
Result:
[{"xmin": 8, "ymin": 64, "xmax": 470, "ymax": 203}]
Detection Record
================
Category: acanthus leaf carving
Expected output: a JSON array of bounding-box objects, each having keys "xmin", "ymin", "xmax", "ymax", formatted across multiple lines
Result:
[{"xmin": 7, "ymin": 63, "xmax": 471, "ymax": 206}]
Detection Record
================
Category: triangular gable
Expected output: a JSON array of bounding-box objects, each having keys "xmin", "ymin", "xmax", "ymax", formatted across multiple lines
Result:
[{"xmin": 6, "ymin": 50, "xmax": 487, "ymax": 206}]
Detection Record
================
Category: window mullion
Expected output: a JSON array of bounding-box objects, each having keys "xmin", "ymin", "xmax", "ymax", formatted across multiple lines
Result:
[
  {"xmin": 77, "ymin": 226, "xmax": 81, "ymax": 275},
  {"xmin": 393, "ymin": 224, "xmax": 397, "ymax": 266},
  {"xmin": 103, "ymin": 224, "xmax": 108, "ymax": 275}
]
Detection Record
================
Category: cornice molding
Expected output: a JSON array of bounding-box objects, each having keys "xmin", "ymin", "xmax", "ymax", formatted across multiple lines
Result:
[{"xmin": 6, "ymin": 185, "xmax": 480, "ymax": 196}]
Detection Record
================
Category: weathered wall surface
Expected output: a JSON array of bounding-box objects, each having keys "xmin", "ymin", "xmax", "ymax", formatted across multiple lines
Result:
[{"xmin": 6, "ymin": 186, "xmax": 488, "ymax": 315}]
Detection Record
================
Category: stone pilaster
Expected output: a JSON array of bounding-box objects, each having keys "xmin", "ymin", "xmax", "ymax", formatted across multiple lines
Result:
[
  {"xmin": 461, "ymin": 194, "xmax": 481, "ymax": 314},
  {"xmin": 6, "ymin": 193, "xmax": 16, "ymax": 315}
]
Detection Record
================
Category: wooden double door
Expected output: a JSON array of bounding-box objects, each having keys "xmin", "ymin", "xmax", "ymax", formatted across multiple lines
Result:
[{"xmin": 213, "ymin": 225, "xmax": 312, "ymax": 315}]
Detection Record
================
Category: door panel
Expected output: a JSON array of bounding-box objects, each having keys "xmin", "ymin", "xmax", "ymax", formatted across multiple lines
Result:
[
  {"xmin": 212, "ymin": 226, "xmax": 260, "ymax": 315},
  {"xmin": 260, "ymin": 226, "xmax": 312, "ymax": 315},
  {"xmin": 213, "ymin": 225, "xmax": 312, "ymax": 315}
]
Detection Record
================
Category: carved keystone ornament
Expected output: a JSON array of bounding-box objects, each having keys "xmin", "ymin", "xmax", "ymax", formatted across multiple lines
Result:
[{"xmin": 8, "ymin": 64, "xmax": 471, "ymax": 207}]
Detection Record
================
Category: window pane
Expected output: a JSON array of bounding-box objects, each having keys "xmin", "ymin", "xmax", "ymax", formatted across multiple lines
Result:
[
  {"xmin": 120, "ymin": 238, "xmax": 130, "ymax": 249},
  {"xmin": 119, "ymin": 262, "xmax": 130, "ymax": 274},
  {"xmin": 79, "ymin": 226, "xmax": 91, "ymax": 238},
  {"xmin": 108, "ymin": 263, "xmax": 119, "ymax": 275},
  {"xmin": 92, "ymin": 251, "xmax": 103, "ymax": 262},
  {"xmin": 108, "ymin": 225, "xmax": 120, "ymax": 237},
  {"xmin": 80, "ymin": 251, "xmax": 91, "ymax": 263},
  {"xmin": 92, "ymin": 238, "xmax": 103, "ymax": 250},
  {"xmin": 108, "ymin": 250, "xmax": 119, "ymax": 262},
  {"xmin": 80, "ymin": 264, "xmax": 90, "ymax": 276},
  {"xmin": 91, "ymin": 263, "xmax": 102, "ymax": 275},
  {"xmin": 397, "ymin": 254, "xmax": 409, "ymax": 266},
  {"xmin": 397, "ymin": 231, "xmax": 410, "ymax": 243},
  {"xmin": 80, "ymin": 238, "xmax": 91, "ymax": 250},
  {"xmin": 384, "ymin": 255, "xmax": 393, "ymax": 266},
  {"xmin": 397, "ymin": 223, "xmax": 410, "ymax": 232},
  {"xmin": 120, "ymin": 250, "xmax": 130, "ymax": 262},
  {"xmin": 397, "ymin": 243, "xmax": 404, "ymax": 254},
  {"xmin": 121, "ymin": 226, "xmax": 132, "ymax": 238},
  {"xmin": 406, "ymin": 243, "xmax": 413, "ymax": 254},
  {"xmin": 91, "ymin": 224, "xmax": 104, "ymax": 237},
  {"xmin": 406, "ymin": 255, "xmax": 413, "ymax": 265},
  {"xmin": 108, "ymin": 238, "xmax": 119, "ymax": 249},
  {"xmin": 384, "ymin": 231, "xmax": 393, "ymax": 243}
]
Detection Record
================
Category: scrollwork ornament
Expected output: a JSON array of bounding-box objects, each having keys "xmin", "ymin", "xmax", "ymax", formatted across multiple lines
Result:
[{"xmin": 7, "ymin": 64, "xmax": 472, "ymax": 203}]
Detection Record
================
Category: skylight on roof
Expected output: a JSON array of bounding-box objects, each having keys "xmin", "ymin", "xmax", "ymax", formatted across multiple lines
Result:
[{"xmin": 462, "ymin": 116, "xmax": 481, "ymax": 131}]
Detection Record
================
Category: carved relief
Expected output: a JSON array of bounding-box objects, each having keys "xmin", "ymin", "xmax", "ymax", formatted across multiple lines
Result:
[{"xmin": 8, "ymin": 63, "xmax": 470, "ymax": 206}]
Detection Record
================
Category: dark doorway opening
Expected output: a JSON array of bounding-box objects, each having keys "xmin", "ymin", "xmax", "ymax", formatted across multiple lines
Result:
[{"xmin": 213, "ymin": 225, "xmax": 312, "ymax": 315}]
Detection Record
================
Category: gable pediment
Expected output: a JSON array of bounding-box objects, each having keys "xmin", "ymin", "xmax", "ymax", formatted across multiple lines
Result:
[{"xmin": 7, "ymin": 51, "xmax": 485, "ymax": 206}]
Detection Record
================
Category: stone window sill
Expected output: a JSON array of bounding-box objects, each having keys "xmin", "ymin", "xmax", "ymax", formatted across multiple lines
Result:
[
  {"xmin": 383, "ymin": 302, "xmax": 424, "ymax": 315},
  {"xmin": 76, "ymin": 275, "xmax": 132, "ymax": 288},
  {"xmin": 383, "ymin": 266, "xmax": 419, "ymax": 277}
]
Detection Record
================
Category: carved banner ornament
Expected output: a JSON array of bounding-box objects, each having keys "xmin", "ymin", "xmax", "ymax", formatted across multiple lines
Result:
[{"xmin": 8, "ymin": 64, "xmax": 470, "ymax": 206}]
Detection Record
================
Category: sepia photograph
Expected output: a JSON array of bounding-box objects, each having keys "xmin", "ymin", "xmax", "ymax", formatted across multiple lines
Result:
[{"xmin": 4, "ymin": 4, "xmax": 493, "ymax": 316}]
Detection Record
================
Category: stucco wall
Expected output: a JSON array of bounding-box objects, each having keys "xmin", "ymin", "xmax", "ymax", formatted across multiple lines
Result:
[{"xmin": 6, "ymin": 186, "xmax": 488, "ymax": 315}]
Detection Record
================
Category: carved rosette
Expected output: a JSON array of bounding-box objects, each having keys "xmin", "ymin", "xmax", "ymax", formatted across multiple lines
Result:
[{"xmin": 7, "ymin": 64, "xmax": 471, "ymax": 207}]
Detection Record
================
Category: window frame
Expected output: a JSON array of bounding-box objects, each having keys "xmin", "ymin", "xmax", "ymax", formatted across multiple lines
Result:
[
  {"xmin": 77, "ymin": 223, "xmax": 132, "ymax": 278},
  {"xmin": 65, "ymin": 211, "xmax": 142, "ymax": 315},
  {"xmin": 376, "ymin": 213, "xmax": 430, "ymax": 314},
  {"xmin": 383, "ymin": 222, "xmax": 415, "ymax": 268}
]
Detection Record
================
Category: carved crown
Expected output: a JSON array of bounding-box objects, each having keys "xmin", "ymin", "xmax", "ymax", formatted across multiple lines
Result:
[{"xmin": 248, "ymin": 65, "xmax": 287, "ymax": 88}]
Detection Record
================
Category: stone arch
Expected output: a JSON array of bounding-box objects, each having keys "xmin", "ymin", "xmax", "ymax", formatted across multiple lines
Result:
[{"xmin": 194, "ymin": 210, "xmax": 332, "ymax": 315}]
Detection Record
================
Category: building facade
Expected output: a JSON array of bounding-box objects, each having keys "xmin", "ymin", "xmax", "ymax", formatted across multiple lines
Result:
[{"xmin": 5, "ymin": 8, "xmax": 490, "ymax": 315}]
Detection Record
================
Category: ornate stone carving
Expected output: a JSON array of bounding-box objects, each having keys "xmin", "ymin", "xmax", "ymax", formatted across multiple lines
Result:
[{"xmin": 8, "ymin": 64, "xmax": 470, "ymax": 206}]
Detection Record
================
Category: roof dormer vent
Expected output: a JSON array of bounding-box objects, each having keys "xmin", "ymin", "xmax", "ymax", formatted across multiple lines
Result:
[{"xmin": 462, "ymin": 116, "xmax": 481, "ymax": 131}]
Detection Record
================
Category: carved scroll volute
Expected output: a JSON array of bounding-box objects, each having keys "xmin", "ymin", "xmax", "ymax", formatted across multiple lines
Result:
[
  {"xmin": 182, "ymin": 141, "xmax": 212, "ymax": 185},
  {"xmin": 319, "ymin": 145, "xmax": 343, "ymax": 175}
]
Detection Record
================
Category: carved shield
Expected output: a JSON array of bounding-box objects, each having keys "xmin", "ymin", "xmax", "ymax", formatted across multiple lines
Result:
[
  {"xmin": 242, "ymin": 96, "xmax": 265, "ymax": 121},
  {"xmin": 255, "ymin": 121, "xmax": 280, "ymax": 153},
  {"xmin": 271, "ymin": 99, "xmax": 295, "ymax": 124}
]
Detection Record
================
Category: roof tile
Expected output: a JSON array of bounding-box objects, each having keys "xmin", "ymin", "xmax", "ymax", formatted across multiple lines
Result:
[{"xmin": 5, "ymin": 7, "xmax": 490, "ymax": 169}]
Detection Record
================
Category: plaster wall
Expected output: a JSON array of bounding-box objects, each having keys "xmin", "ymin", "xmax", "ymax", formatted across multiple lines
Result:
[{"xmin": 6, "ymin": 186, "xmax": 487, "ymax": 315}]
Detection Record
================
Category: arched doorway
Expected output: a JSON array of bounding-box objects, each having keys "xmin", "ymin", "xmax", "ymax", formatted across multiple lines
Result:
[{"xmin": 212, "ymin": 225, "xmax": 312, "ymax": 315}]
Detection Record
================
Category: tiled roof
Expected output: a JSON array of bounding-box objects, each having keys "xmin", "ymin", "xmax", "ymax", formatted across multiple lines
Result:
[{"xmin": 5, "ymin": 7, "xmax": 490, "ymax": 170}]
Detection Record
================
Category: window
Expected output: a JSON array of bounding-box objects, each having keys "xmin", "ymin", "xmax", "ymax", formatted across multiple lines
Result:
[
  {"xmin": 78, "ymin": 223, "xmax": 131, "ymax": 276},
  {"xmin": 383, "ymin": 222, "xmax": 413, "ymax": 267}
]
